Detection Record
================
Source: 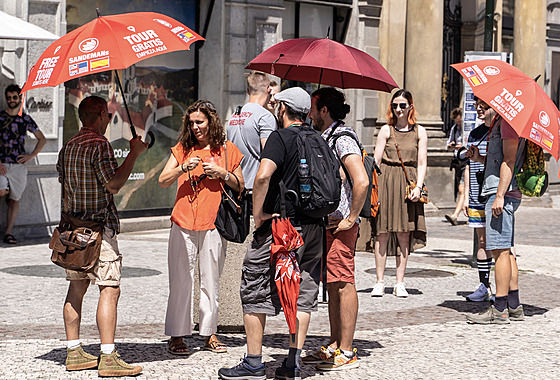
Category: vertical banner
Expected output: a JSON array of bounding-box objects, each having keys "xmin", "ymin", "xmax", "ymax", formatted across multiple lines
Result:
[{"xmin": 461, "ymin": 51, "xmax": 512, "ymax": 146}]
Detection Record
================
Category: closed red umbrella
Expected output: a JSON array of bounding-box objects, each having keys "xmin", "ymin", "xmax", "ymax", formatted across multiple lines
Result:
[
  {"xmin": 246, "ymin": 38, "xmax": 398, "ymax": 92},
  {"xmin": 452, "ymin": 60, "xmax": 560, "ymax": 159},
  {"xmin": 272, "ymin": 215, "xmax": 303, "ymax": 343}
]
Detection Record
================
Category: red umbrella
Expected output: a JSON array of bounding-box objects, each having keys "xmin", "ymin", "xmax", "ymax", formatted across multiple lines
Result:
[
  {"xmin": 452, "ymin": 60, "xmax": 560, "ymax": 159},
  {"xmin": 272, "ymin": 216, "xmax": 303, "ymax": 343},
  {"xmin": 21, "ymin": 10, "xmax": 203, "ymax": 146},
  {"xmin": 246, "ymin": 38, "xmax": 398, "ymax": 92}
]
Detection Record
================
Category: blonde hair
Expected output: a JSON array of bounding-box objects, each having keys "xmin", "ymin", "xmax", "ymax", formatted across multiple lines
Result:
[{"xmin": 246, "ymin": 71, "xmax": 270, "ymax": 95}]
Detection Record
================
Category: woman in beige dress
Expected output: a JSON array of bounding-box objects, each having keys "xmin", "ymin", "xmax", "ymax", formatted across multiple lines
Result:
[{"xmin": 371, "ymin": 89, "xmax": 428, "ymax": 298}]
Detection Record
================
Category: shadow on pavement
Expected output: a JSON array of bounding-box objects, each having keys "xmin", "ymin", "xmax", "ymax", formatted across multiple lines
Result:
[
  {"xmin": 357, "ymin": 287, "xmax": 423, "ymax": 296},
  {"xmin": 439, "ymin": 299, "xmax": 549, "ymax": 317},
  {"xmin": 262, "ymin": 334, "xmax": 382, "ymax": 357}
]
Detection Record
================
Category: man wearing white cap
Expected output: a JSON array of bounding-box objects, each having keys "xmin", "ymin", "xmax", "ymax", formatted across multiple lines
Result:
[{"xmin": 219, "ymin": 87, "xmax": 323, "ymax": 380}]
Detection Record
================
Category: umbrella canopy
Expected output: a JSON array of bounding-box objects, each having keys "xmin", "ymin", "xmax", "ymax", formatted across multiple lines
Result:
[
  {"xmin": 0, "ymin": 11, "xmax": 59, "ymax": 41},
  {"xmin": 272, "ymin": 216, "xmax": 303, "ymax": 342},
  {"xmin": 22, "ymin": 11, "xmax": 203, "ymax": 92},
  {"xmin": 246, "ymin": 38, "xmax": 398, "ymax": 92},
  {"xmin": 452, "ymin": 60, "xmax": 560, "ymax": 159}
]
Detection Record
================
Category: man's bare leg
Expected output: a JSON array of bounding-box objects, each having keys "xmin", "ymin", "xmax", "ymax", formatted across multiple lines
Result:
[
  {"xmin": 64, "ymin": 280, "xmax": 90, "ymax": 340},
  {"xmin": 97, "ymin": 285, "xmax": 120, "ymax": 344},
  {"xmin": 244, "ymin": 312, "xmax": 266, "ymax": 355}
]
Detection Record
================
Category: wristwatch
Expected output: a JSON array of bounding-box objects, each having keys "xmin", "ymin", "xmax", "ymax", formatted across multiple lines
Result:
[{"xmin": 224, "ymin": 171, "xmax": 230, "ymax": 181}]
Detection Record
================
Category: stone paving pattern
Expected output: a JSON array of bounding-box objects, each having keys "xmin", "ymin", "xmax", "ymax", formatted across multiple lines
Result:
[{"xmin": 1, "ymin": 206, "xmax": 559, "ymax": 379}]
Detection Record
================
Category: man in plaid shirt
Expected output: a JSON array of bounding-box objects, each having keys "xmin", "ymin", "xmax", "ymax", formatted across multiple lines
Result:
[{"xmin": 57, "ymin": 96, "xmax": 147, "ymax": 376}]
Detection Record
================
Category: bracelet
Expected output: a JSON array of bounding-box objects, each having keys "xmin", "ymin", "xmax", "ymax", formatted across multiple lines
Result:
[
  {"xmin": 415, "ymin": 185, "xmax": 422, "ymax": 190},
  {"xmin": 224, "ymin": 171, "xmax": 230, "ymax": 181},
  {"xmin": 181, "ymin": 163, "xmax": 188, "ymax": 173}
]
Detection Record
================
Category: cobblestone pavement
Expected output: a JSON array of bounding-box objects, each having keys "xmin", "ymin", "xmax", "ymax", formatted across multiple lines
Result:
[{"xmin": 1, "ymin": 206, "xmax": 559, "ymax": 379}]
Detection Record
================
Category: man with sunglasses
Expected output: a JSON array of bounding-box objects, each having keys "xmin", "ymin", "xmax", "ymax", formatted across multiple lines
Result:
[
  {"xmin": 465, "ymin": 98, "xmax": 525, "ymax": 324},
  {"xmin": 0, "ymin": 84, "xmax": 46, "ymax": 244},
  {"xmin": 58, "ymin": 96, "xmax": 147, "ymax": 375}
]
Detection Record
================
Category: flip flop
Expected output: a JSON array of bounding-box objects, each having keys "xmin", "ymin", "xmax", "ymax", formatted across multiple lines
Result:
[
  {"xmin": 167, "ymin": 339, "xmax": 190, "ymax": 355},
  {"xmin": 203, "ymin": 337, "xmax": 227, "ymax": 353},
  {"xmin": 3, "ymin": 234, "xmax": 17, "ymax": 244}
]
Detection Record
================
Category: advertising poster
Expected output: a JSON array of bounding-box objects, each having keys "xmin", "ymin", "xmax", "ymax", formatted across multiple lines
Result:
[
  {"xmin": 461, "ymin": 51, "xmax": 512, "ymax": 147},
  {"xmin": 64, "ymin": 0, "xmax": 197, "ymax": 213}
]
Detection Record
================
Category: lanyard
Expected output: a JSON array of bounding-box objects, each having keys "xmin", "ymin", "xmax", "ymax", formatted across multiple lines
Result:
[{"xmin": 286, "ymin": 121, "xmax": 303, "ymax": 128}]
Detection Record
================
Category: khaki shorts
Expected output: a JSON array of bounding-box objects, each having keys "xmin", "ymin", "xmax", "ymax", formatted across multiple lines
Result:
[
  {"xmin": 0, "ymin": 163, "xmax": 27, "ymax": 201},
  {"xmin": 66, "ymin": 229, "xmax": 122, "ymax": 286}
]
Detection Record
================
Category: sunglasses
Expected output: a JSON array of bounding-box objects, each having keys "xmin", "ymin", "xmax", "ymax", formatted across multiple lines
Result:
[
  {"xmin": 6, "ymin": 95, "xmax": 20, "ymax": 100},
  {"xmin": 391, "ymin": 103, "xmax": 408, "ymax": 110},
  {"xmin": 188, "ymin": 172, "xmax": 207, "ymax": 194},
  {"xmin": 476, "ymin": 103, "xmax": 490, "ymax": 111}
]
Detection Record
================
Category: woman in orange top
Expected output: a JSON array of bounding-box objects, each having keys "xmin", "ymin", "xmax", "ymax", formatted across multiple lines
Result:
[{"xmin": 159, "ymin": 100, "xmax": 244, "ymax": 354}]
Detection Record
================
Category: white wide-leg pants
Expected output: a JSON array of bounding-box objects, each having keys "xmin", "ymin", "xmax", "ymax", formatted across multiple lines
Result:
[{"xmin": 164, "ymin": 223, "xmax": 226, "ymax": 337}]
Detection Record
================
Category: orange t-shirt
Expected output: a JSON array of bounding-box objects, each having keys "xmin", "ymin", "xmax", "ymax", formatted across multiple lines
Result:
[{"xmin": 170, "ymin": 141, "xmax": 243, "ymax": 231}]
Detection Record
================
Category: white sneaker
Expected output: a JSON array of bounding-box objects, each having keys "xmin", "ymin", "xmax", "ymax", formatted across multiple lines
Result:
[
  {"xmin": 393, "ymin": 283, "xmax": 408, "ymax": 298},
  {"xmin": 370, "ymin": 282, "xmax": 385, "ymax": 297}
]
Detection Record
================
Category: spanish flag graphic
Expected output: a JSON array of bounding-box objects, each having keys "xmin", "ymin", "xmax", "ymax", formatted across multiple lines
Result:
[
  {"xmin": 90, "ymin": 57, "xmax": 110, "ymax": 70},
  {"xmin": 470, "ymin": 76, "xmax": 482, "ymax": 87}
]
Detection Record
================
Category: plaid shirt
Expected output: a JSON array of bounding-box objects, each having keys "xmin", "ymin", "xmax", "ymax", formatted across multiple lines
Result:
[{"xmin": 56, "ymin": 127, "xmax": 119, "ymax": 232}]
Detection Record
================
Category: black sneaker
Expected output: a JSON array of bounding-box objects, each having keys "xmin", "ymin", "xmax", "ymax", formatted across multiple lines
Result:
[
  {"xmin": 275, "ymin": 358, "xmax": 301, "ymax": 380},
  {"xmin": 218, "ymin": 357, "xmax": 266, "ymax": 380}
]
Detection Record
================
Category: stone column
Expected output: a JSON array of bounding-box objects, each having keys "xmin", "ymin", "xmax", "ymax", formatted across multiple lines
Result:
[
  {"xmin": 404, "ymin": 0, "xmax": 443, "ymax": 127},
  {"xmin": 377, "ymin": 0, "xmax": 407, "ymax": 123},
  {"xmin": 514, "ymin": 0, "xmax": 546, "ymax": 85}
]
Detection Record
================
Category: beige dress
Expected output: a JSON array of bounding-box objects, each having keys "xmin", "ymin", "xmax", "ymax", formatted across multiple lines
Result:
[{"xmin": 374, "ymin": 124, "xmax": 427, "ymax": 256}]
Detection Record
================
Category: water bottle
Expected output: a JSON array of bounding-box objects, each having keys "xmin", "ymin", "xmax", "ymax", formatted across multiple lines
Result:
[{"xmin": 299, "ymin": 158, "xmax": 311, "ymax": 199}]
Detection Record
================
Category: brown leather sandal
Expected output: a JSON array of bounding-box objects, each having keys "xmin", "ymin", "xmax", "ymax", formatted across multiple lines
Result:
[
  {"xmin": 167, "ymin": 338, "xmax": 190, "ymax": 355},
  {"xmin": 203, "ymin": 335, "xmax": 227, "ymax": 353}
]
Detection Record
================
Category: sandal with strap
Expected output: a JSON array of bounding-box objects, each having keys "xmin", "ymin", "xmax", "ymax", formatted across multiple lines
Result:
[
  {"xmin": 167, "ymin": 338, "xmax": 190, "ymax": 355},
  {"xmin": 203, "ymin": 335, "xmax": 227, "ymax": 353},
  {"xmin": 3, "ymin": 234, "xmax": 17, "ymax": 244}
]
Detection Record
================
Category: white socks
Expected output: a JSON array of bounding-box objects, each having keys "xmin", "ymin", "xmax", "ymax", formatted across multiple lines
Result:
[
  {"xmin": 100, "ymin": 344, "xmax": 115, "ymax": 355},
  {"xmin": 67, "ymin": 339, "xmax": 81, "ymax": 349}
]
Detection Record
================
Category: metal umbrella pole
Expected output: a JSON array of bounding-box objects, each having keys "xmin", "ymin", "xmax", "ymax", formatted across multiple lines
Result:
[{"xmin": 113, "ymin": 70, "xmax": 155, "ymax": 148}]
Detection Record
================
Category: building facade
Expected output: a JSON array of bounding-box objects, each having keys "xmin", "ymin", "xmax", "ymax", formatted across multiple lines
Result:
[{"xmin": 0, "ymin": 0, "xmax": 557, "ymax": 237}]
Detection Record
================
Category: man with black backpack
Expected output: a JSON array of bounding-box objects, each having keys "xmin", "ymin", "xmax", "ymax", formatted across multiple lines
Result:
[
  {"xmin": 303, "ymin": 87, "xmax": 368, "ymax": 371},
  {"xmin": 219, "ymin": 87, "xmax": 338, "ymax": 380}
]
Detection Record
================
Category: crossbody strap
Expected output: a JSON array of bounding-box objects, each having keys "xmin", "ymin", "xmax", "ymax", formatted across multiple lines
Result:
[{"xmin": 390, "ymin": 126, "xmax": 411, "ymax": 184}]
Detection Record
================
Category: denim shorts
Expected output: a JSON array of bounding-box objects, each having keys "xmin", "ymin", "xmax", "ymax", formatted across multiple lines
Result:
[{"xmin": 485, "ymin": 194, "xmax": 521, "ymax": 251}]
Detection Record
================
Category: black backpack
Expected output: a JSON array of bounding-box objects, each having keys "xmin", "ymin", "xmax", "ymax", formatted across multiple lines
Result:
[{"xmin": 292, "ymin": 124, "xmax": 341, "ymax": 218}]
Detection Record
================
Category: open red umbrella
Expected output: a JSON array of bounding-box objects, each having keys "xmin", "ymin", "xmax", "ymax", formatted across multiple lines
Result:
[
  {"xmin": 452, "ymin": 60, "xmax": 560, "ymax": 159},
  {"xmin": 21, "ymin": 10, "xmax": 203, "ymax": 146},
  {"xmin": 272, "ymin": 215, "xmax": 303, "ymax": 343},
  {"xmin": 246, "ymin": 38, "xmax": 398, "ymax": 92}
]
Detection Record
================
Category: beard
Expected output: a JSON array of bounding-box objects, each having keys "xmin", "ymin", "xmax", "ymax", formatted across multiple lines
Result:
[{"xmin": 311, "ymin": 117, "xmax": 324, "ymax": 131}]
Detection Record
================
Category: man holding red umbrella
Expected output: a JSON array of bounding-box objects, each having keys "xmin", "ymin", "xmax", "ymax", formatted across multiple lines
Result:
[
  {"xmin": 465, "ymin": 99, "xmax": 525, "ymax": 324},
  {"xmin": 219, "ymin": 87, "xmax": 324, "ymax": 380}
]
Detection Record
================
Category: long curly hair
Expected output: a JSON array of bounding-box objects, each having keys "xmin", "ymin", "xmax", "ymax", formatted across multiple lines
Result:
[
  {"xmin": 386, "ymin": 89, "xmax": 418, "ymax": 126},
  {"xmin": 178, "ymin": 100, "xmax": 225, "ymax": 153}
]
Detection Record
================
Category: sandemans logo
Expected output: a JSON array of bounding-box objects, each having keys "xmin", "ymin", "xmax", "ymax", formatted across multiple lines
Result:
[
  {"xmin": 153, "ymin": 18, "xmax": 172, "ymax": 28},
  {"xmin": 483, "ymin": 66, "xmax": 500, "ymax": 76},
  {"xmin": 539, "ymin": 111, "xmax": 550, "ymax": 128},
  {"xmin": 79, "ymin": 38, "xmax": 99, "ymax": 53}
]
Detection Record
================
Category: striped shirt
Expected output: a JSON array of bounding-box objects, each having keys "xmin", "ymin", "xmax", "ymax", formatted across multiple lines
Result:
[
  {"xmin": 56, "ymin": 127, "xmax": 119, "ymax": 232},
  {"xmin": 467, "ymin": 124, "xmax": 489, "ymax": 227}
]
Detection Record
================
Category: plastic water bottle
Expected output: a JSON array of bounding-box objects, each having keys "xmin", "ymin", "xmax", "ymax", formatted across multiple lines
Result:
[{"xmin": 299, "ymin": 158, "xmax": 311, "ymax": 199}]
